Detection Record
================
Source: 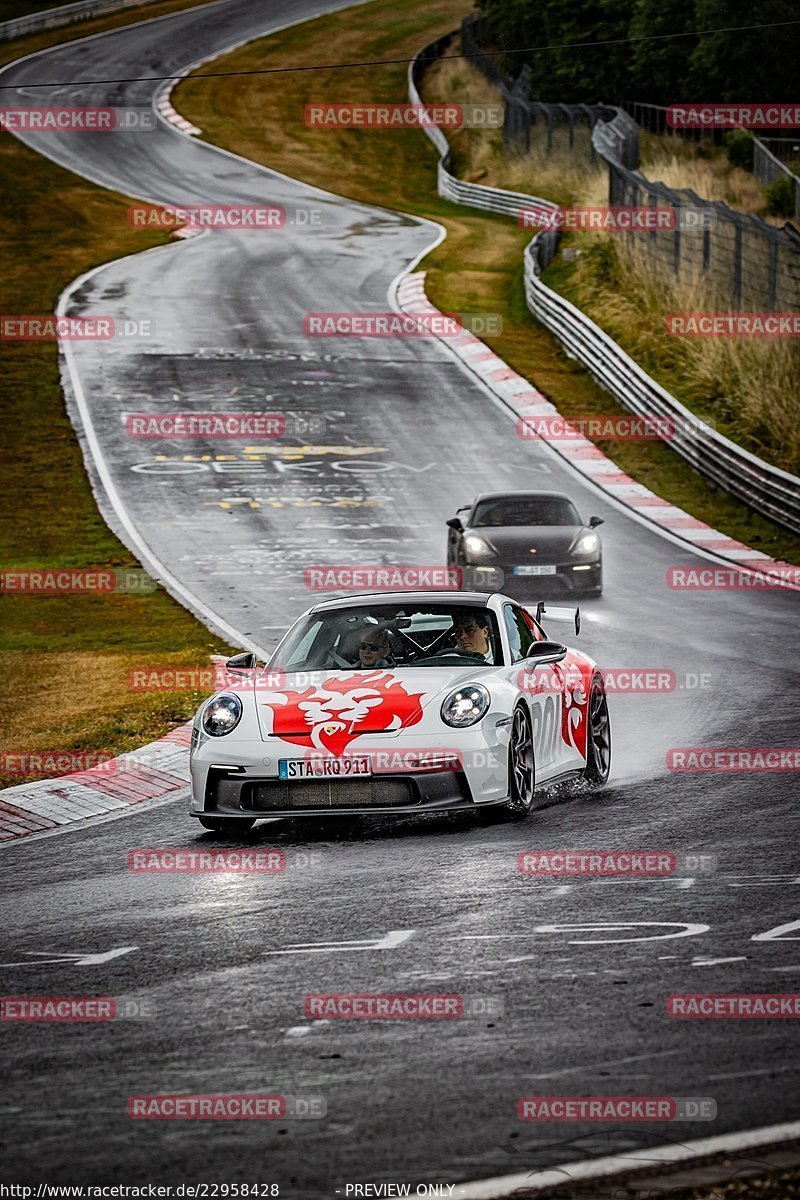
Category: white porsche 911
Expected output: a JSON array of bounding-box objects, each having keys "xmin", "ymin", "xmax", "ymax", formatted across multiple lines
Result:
[{"xmin": 189, "ymin": 591, "xmax": 611, "ymax": 832}]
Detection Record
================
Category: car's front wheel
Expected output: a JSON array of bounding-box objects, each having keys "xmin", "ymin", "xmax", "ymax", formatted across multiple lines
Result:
[
  {"xmin": 505, "ymin": 704, "xmax": 536, "ymax": 817},
  {"xmin": 582, "ymin": 671, "xmax": 611, "ymax": 786},
  {"xmin": 198, "ymin": 816, "xmax": 255, "ymax": 834}
]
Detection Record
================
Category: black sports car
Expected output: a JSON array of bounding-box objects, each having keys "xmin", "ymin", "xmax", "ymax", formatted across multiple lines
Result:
[{"xmin": 446, "ymin": 490, "xmax": 604, "ymax": 597}]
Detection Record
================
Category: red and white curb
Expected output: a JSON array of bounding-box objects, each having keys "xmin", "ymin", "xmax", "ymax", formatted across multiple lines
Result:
[
  {"xmin": 398, "ymin": 272, "xmax": 799, "ymax": 586},
  {"xmin": 0, "ymin": 724, "xmax": 191, "ymax": 843},
  {"xmin": 154, "ymin": 76, "xmax": 201, "ymax": 137}
]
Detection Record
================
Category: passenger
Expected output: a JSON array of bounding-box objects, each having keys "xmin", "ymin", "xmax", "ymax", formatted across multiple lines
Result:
[
  {"xmin": 452, "ymin": 612, "xmax": 493, "ymax": 662},
  {"xmin": 356, "ymin": 629, "xmax": 392, "ymax": 668}
]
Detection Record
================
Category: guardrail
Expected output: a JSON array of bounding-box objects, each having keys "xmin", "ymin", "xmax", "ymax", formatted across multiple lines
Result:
[
  {"xmin": 0, "ymin": 0, "xmax": 156, "ymax": 42},
  {"xmin": 409, "ymin": 36, "xmax": 800, "ymax": 534}
]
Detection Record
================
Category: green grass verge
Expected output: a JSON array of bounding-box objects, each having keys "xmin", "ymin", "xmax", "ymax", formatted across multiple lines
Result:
[{"xmin": 176, "ymin": 0, "xmax": 800, "ymax": 565}]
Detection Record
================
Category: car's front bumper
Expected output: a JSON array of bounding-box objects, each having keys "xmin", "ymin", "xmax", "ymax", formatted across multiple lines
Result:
[
  {"xmin": 467, "ymin": 560, "xmax": 602, "ymax": 595},
  {"xmin": 192, "ymin": 764, "xmax": 486, "ymax": 819},
  {"xmin": 190, "ymin": 727, "xmax": 512, "ymax": 818}
]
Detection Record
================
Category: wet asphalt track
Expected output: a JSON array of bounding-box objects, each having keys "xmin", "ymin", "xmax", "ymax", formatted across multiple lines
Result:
[{"xmin": 1, "ymin": 0, "xmax": 799, "ymax": 1192}]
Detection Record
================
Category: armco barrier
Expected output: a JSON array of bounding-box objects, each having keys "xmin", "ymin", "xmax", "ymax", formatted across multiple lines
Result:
[
  {"xmin": 0, "ymin": 0, "xmax": 158, "ymax": 42},
  {"xmin": 408, "ymin": 36, "xmax": 800, "ymax": 535}
]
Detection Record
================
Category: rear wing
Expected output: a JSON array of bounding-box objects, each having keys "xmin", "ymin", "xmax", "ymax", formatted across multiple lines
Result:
[{"xmin": 524, "ymin": 602, "xmax": 581, "ymax": 637}]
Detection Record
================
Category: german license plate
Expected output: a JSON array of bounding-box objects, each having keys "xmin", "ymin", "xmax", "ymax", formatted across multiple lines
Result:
[
  {"xmin": 279, "ymin": 756, "xmax": 372, "ymax": 780},
  {"xmin": 514, "ymin": 564, "xmax": 557, "ymax": 576}
]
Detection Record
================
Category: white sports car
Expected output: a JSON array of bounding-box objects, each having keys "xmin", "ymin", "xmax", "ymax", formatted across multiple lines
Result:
[{"xmin": 189, "ymin": 591, "xmax": 611, "ymax": 831}]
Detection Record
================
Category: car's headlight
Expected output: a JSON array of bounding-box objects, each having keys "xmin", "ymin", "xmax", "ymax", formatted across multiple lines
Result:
[
  {"xmin": 202, "ymin": 694, "xmax": 243, "ymax": 736},
  {"xmin": 441, "ymin": 684, "xmax": 490, "ymax": 727},
  {"xmin": 464, "ymin": 535, "xmax": 494, "ymax": 559},
  {"xmin": 573, "ymin": 532, "xmax": 600, "ymax": 555}
]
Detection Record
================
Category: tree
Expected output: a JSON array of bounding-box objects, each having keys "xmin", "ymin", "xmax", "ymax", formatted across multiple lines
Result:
[
  {"xmin": 630, "ymin": 0, "xmax": 701, "ymax": 104},
  {"xmin": 690, "ymin": 0, "xmax": 800, "ymax": 101}
]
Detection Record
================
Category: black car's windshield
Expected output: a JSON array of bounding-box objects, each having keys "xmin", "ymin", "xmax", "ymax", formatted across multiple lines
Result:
[
  {"xmin": 269, "ymin": 603, "xmax": 503, "ymax": 671},
  {"xmin": 472, "ymin": 497, "xmax": 581, "ymax": 527}
]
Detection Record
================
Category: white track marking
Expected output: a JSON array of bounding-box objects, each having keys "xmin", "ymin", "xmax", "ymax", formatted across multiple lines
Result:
[
  {"xmin": 267, "ymin": 930, "xmax": 414, "ymax": 955},
  {"xmin": 451, "ymin": 1120, "xmax": 800, "ymax": 1199}
]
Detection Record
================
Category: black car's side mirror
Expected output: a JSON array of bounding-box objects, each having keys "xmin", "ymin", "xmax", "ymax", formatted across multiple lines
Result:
[
  {"xmin": 588, "ymin": 515, "xmax": 604, "ymax": 528},
  {"xmin": 525, "ymin": 640, "xmax": 567, "ymax": 665},
  {"xmin": 446, "ymin": 517, "xmax": 464, "ymax": 531},
  {"xmin": 225, "ymin": 651, "xmax": 258, "ymax": 673}
]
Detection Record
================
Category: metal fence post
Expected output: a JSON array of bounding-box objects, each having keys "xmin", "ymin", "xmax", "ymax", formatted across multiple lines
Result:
[{"xmin": 733, "ymin": 220, "xmax": 743, "ymax": 308}]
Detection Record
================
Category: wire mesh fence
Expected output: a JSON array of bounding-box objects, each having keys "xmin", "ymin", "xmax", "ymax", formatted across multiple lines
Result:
[
  {"xmin": 461, "ymin": 15, "xmax": 800, "ymax": 311},
  {"xmin": 752, "ymin": 138, "xmax": 800, "ymax": 223}
]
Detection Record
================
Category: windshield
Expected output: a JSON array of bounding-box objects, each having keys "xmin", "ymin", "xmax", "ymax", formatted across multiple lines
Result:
[
  {"xmin": 472, "ymin": 497, "xmax": 581, "ymax": 527},
  {"xmin": 269, "ymin": 603, "xmax": 504, "ymax": 671}
]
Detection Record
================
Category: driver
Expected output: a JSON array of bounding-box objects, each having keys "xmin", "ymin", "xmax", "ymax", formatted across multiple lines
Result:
[{"xmin": 452, "ymin": 611, "xmax": 493, "ymax": 662}]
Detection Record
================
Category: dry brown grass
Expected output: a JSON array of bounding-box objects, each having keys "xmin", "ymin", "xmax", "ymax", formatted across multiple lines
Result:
[{"xmin": 564, "ymin": 240, "xmax": 800, "ymax": 469}]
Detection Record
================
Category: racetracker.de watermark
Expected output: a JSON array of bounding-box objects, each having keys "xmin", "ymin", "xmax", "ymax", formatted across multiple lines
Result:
[
  {"xmin": 667, "ymin": 566, "xmax": 800, "ymax": 590},
  {"xmin": 516, "ymin": 667, "xmax": 711, "ymax": 693},
  {"xmin": 277, "ymin": 749, "xmax": 504, "ymax": 777},
  {"xmin": 304, "ymin": 103, "xmax": 502, "ymax": 129},
  {"xmin": 126, "ymin": 204, "xmax": 312, "ymax": 230},
  {"xmin": 517, "ymin": 1096, "xmax": 717, "ymax": 1121},
  {"xmin": 1, "ymin": 996, "xmax": 155, "ymax": 1021},
  {"xmin": 0, "ymin": 569, "xmax": 156, "ymax": 594},
  {"xmin": 127, "ymin": 849, "xmax": 286, "ymax": 874},
  {"xmin": 0, "ymin": 752, "xmax": 115, "ymax": 777},
  {"xmin": 0, "ymin": 316, "xmax": 153, "ymax": 340},
  {"xmin": 304, "ymin": 994, "xmax": 502, "ymax": 1019},
  {"xmin": 667, "ymin": 748, "xmax": 800, "ymax": 772},
  {"xmin": 0, "ymin": 106, "xmax": 157, "ymax": 131},
  {"xmin": 125, "ymin": 413, "xmax": 319, "ymax": 438},
  {"xmin": 666, "ymin": 312, "xmax": 800, "ymax": 337},
  {"xmin": 516, "ymin": 851, "xmax": 718, "ymax": 876},
  {"xmin": 127, "ymin": 665, "xmax": 280, "ymax": 691},
  {"xmin": 128, "ymin": 1094, "xmax": 325, "ymax": 1119},
  {"xmin": 667, "ymin": 104, "xmax": 800, "ymax": 129},
  {"xmin": 668, "ymin": 994, "xmax": 800, "ymax": 1017},
  {"xmin": 303, "ymin": 312, "xmax": 501, "ymax": 337},
  {"xmin": 517, "ymin": 414, "xmax": 676, "ymax": 441},
  {"xmin": 518, "ymin": 205, "xmax": 715, "ymax": 232},
  {"xmin": 305, "ymin": 565, "xmax": 459, "ymax": 590}
]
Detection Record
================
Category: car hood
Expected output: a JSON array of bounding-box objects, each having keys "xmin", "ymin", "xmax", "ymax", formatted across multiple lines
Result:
[
  {"xmin": 251, "ymin": 666, "xmax": 492, "ymax": 750},
  {"xmin": 468, "ymin": 525, "xmax": 582, "ymax": 558}
]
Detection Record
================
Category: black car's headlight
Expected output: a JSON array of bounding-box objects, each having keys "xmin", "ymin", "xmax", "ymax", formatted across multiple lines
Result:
[
  {"xmin": 202, "ymin": 694, "xmax": 243, "ymax": 736},
  {"xmin": 573, "ymin": 532, "xmax": 600, "ymax": 556},
  {"xmin": 463, "ymin": 534, "xmax": 495, "ymax": 560},
  {"xmin": 441, "ymin": 684, "xmax": 490, "ymax": 728}
]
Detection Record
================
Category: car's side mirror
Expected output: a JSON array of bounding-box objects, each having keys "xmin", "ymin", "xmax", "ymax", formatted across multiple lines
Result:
[
  {"xmin": 446, "ymin": 517, "xmax": 464, "ymax": 531},
  {"xmin": 525, "ymin": 640, "xmax": 567, "ymax": 665},
  {"xmin": 225, "ymin": 651, "xmax": 258, "ymax": 673},
  {"xmin": 588, "ymin": 515, "xmax": 604, "ymax": 528}
]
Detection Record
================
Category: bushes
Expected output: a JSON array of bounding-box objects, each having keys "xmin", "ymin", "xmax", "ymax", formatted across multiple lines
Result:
[
  {"xmin": 725, "ymin": 131, "xmax": 754, "ymax": 172},
  {"xmin": 765, "ymin": 175, "xmax": 797, "ymax": 219}
]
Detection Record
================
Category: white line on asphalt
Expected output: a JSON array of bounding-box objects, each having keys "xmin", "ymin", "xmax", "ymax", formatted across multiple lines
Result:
[
  {"xmin": 692, "ymin": 956, "xmax": 748, "ymax": 965},
  {"xmin": 0, "ymin": 946, "xmax": 138, "ymax": 967},
  {"xmin": 267, "ymin": 930, "xmax": 414, "ymax": 955},
  {"xmin": 524, "ymin": 1048, "xmax": 681, "ymax": 1080},
  {"xmin": 450, "ymin": 1120, "xmax": 800, "ymax": 1199}
]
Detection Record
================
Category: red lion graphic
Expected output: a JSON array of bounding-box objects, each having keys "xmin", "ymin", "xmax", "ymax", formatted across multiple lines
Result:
[{"xmin": 266, "ymin": 671, "xmax": 425, "ymax": 756}]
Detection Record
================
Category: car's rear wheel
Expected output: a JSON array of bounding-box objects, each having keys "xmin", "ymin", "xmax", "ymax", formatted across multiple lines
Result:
[
  {"xmin": 198, "ymin": 817, "xmax": 255, "ymax": 834},
  {"xmin": 505, "ymin": 704, "xmax": 535, "ymax": 817},
  {"xmin": 582, "ymin": 672, "xmax": 611, "ymax": 785}
]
